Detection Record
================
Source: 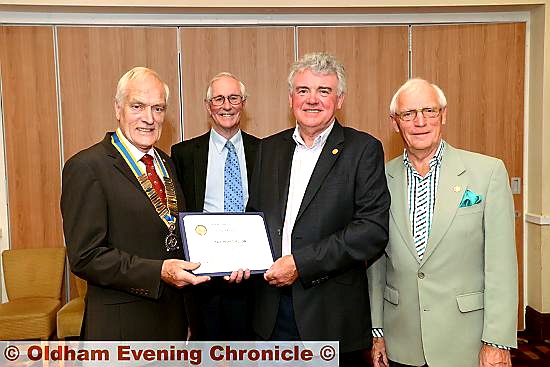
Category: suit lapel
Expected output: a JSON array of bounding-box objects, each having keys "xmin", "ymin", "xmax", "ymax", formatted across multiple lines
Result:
[
  {"xmin": 422, "ymin": 144, "xmax": 467, "ymax": 263},
  {"xmin": 386, "ymin": 158, "xmax": 419, "ymax": 261},
  {"xmin": 295, "ymin": 122, "xmax": 344, "ymax": 223},
  {"xmin": 277, "ymin": 131, "xmax": 296, "ymax": 223},
  {"xmin": 193, "ymin": 133, "xmax": 209, "ymax": 211},
  {"xmin": 242, "ymin": 132, "xmax": 259, "ymax": 184},
  {"xmin": 104, "ymin": 133, "xmax": 144, "ymax": 193}
]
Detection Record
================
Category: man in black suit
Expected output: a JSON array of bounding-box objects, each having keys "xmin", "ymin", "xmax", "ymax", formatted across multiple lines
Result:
[
  {"xmin": 247, "ymin": 53, "xmax": 390, "ymax": 367},
  {"xmin": 61, "ymin": 67, "xmax": 210, "ymax": 340},
  {"xmin": 171, "ymin": 72, "xmax": 260, "ymax": 340}
]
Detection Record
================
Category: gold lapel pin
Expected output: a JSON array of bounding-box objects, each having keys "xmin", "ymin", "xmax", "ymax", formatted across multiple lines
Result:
[
  {"xmin": 332, "ymin": 148, "xmax": 339, "ymax": 155},
  {"xmin": 453, "ymin": 185, "xmax": 462, "ymax": 192}
]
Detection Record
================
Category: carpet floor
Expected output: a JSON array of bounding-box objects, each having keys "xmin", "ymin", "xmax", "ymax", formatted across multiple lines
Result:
[{"xmin": 512, "ymin": 333, "xmax": 550, "ymax": 367}]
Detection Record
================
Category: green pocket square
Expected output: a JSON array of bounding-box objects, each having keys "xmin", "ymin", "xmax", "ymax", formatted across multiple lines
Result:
[{"xmin": 459, "ymin": 189, "xmax": 483, "ymax": 208}]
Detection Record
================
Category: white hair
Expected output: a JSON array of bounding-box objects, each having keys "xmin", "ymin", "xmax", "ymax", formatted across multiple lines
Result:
[{"xmin": 389, "ymin": 78, "xmax": 447, "ymax": 115}]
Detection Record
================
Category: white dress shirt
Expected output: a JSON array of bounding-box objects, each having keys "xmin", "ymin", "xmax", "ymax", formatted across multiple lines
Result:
[
  {"xmin": 203, "ymin": 129, "xmax": 249, "ymax": 213},
  {"xmin": 281, "ymin": 122, "xmax": 334, "ymax": 256}
]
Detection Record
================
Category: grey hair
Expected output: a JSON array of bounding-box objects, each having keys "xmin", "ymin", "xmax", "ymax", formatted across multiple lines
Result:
[
  {"xmin": 205, "ymin": 72, "xmax": 248, "ymax": 101},
  {"xmin": 288, "ymin": 52, "xmax": 346, "ymax": 96},
  {"xmin": 115, "ymin": 67, "xmax": 169, "ymax": 104},
  {"xmin": 389, "ymin": 78, "xmax": 447, "ymax": 115}
]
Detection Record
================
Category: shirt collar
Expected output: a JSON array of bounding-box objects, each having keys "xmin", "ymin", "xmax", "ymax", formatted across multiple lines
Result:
[
  {"xmin": 403, "ymin": 139, "xmax": 445, "ymax": 174},
  {"xmin": 210, "ymin": 128, "xmax": 242, "ymax": 154},
  {"xmin": 292, "ymin": 120, "xmax": 335, "ymax": 149},
  {"xmin": 116, "ymin": 128, "xmax": 156, "ymax": 161}
]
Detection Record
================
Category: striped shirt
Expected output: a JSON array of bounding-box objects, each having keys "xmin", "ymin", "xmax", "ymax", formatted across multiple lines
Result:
[{"xmin": 405, "ymin": 140, "xmax": 445, "ymax": 260}]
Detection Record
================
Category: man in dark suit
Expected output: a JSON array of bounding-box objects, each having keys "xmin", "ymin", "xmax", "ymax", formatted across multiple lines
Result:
[
  {"xmin": 61, "ymin": 67, "xmax": 210, "ymax": 340},
  {"xmin": 247, "ymin": 52, "xmax": 390, "ymax": 367},
  {"xmin": 171, "ymin": 72, "xmax": 259, "ymax": 340}
]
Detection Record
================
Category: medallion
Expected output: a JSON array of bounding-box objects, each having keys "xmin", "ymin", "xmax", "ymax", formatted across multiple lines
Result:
[{"xmin": 165, "ymin": 223, "xmax": 179, "ymax": 251}]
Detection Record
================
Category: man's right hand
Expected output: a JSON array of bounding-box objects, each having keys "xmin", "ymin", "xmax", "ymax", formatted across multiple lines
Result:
[
  {"xmin": 372, "ymin": 337, "xmax": 389, "ymax": 367},
  {"xmin": 161, "ymin": 259, "xmax": 210, "ymax": 287},
  {"xmin": 224, "ymin": 268, "xmax": 251, "ymax": 283}
]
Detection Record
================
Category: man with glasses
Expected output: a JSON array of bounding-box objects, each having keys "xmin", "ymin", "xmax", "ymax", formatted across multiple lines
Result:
[
  {"xmin": 368, "ymin": 78, "xmax": 517, "ymax": 367},
  {"xmin": 171, "ymin": 72, "xmax": 259, "ymax": 341}
]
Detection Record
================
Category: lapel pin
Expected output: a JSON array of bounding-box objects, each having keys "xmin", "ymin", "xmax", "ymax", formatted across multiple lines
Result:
[
  {"xmin": 332, "ymin": 148, "xmax": 339, "ymax": 155},
  {"xmin": 453, "ymin": 185, "xmax": 462, "ymax": 192}
]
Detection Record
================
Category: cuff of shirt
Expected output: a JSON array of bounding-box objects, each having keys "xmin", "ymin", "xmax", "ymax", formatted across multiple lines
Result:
[
  {"xmin": 482, "ymin": 341, "xmax": 511, "ymax": 350},
  {"xmin": 372, "ymin": 328, "xmax": 384, "ymax": 338}
]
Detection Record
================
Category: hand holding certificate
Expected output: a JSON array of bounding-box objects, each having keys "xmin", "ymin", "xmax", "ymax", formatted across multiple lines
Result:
[{"xmin": 178, "ymin": 212, "xmax": 274, "ymax": 276}]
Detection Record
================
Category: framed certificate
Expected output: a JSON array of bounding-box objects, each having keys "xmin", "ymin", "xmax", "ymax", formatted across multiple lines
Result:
[{"xmin": 178, "ymin": 212, "xmax": 274, "ymax": 276}]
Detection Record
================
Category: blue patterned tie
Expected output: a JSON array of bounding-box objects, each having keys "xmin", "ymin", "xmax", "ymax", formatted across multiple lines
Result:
[{"xmin": 224, "ymin": 141, "xmax": 244, "ymax": 212}]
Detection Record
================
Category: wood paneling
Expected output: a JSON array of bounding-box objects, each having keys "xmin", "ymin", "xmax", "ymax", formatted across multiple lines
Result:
[
  {"xmin": 57, "ymin": 26, "xmax": 180, "ymax": 159},
  {"xmin": 180, "ymin": 27, "xmax": 295, "ymax": 139},
  {"xmin": 298, "ymin": 26, "xmax": 409, "ymax": 160},
  {"xmin": 412, "ymin": 22, "xmax": 526, "ymax": 326},
  {"xmin": 0, "ymin": 24, "xmax": 527, "ymax": 322},
  {"xmin": 0, "ymin": 26, "xmax": 63, "ymax": 249}
]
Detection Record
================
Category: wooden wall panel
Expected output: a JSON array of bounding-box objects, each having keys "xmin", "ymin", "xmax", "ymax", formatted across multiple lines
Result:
[
  {"xmin": 57, "ymin": 26, "xmax": 180, "ymax": 159},
  {"xmin": 0, "ymin": 26, "xmax": 63, "ymax": 249},
  {"xmin": 0, "ymin": 23, "xmax": 528, "ymax": 316},
  {"xmin": 180, "ymin": 27, "xmax": 295, "ymax": 139},
  {"xmin": 412, "ymin": 22, "xmax": 526, "ymax": 326},
  {"xmin": 297, "ymin": 26, "xmax": 409, "ymax": 160}
]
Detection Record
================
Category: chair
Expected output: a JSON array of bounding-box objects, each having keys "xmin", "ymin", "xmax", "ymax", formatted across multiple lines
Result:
[
  {"xmin": 0, "ymin": 247, "xmax": 65, "ymax": 340},
  {"xmin": 56, "ymin": 275, "xmax": 86, "ymax": 339}
]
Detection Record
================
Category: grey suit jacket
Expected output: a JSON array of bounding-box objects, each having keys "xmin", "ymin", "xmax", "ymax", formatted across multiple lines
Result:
[{"xmin": 368, "ymin": 142, "xmax": 518, "ymax": 367}]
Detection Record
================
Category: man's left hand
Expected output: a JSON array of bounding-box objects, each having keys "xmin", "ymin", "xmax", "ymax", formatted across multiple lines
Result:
[
  {"xmin": 479, "ymin": 344, "xmax": 512, "ymax": 367},
  {"xmin": 264, "ymin": 255, "xmax": 298, "ymax": 286}
]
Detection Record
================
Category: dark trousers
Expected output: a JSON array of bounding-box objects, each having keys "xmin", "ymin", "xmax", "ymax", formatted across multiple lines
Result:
[
  {"xmin": 187, "ymin": 279, "xmax": 254, "ymax": 341},
  {"xmin": 269, "ymin": 293, "xmax": 368, "ymax": 367},
  {"xmin": 200, "ymin": 293, "xmax": 253, "ymax": 340},
  {"xmin": 340, "ymin": 350, "xmax": 369, "ymax": 367},
  {"xmin": 269, "ymin": 293, "xmax": 300, "ymax": 341}
]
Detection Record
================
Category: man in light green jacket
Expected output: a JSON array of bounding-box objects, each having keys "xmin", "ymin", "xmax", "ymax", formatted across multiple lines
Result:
[{"xmin": 368, "ymin": 78, "xmax": 517, "ymax": 367}]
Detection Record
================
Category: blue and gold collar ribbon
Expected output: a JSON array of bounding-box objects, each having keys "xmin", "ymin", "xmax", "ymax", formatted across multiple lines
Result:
[{"xmin": 111, "ymin": 131, "xmax": 179, "ymax": 251}]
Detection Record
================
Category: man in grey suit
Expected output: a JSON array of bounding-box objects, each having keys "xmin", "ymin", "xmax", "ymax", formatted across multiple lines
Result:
[
  {"xmin": 247, "ymin": 52, "xmax": 390, "ymax": 367},
  {"xmin": 368, "ymin": 78, "xmax": 517, "ymax": 367},
  {"xmin": 171, "ymin": 72, "xmax": 259, "ymax": 340}
]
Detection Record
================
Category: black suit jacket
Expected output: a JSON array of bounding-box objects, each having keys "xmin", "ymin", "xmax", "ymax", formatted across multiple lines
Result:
[
  {"xmin": 247, "ymin": 121, "xmax": 390, "ymax": 352},
  {"xmin": 61, "ymin": 133, "xmax": 188, "ymax": 340},
  {"xmin": 171, "ymin": 130, "xmax": 260, "ymax": 212}
]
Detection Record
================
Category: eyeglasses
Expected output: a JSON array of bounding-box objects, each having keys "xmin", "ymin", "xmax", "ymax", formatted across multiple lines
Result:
[
  {"xmin": 209, "ymin": 94, "xmax": 245, "ymax": 106},
  {"xmin": 394, "ymin": 107, "xmax": 442, "ymax": 121}
]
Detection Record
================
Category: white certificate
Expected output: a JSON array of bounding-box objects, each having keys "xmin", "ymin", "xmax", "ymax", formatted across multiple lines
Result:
[{"xmin": 178, "ymin": 212, "xmax": 274, "ymax": 276}]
